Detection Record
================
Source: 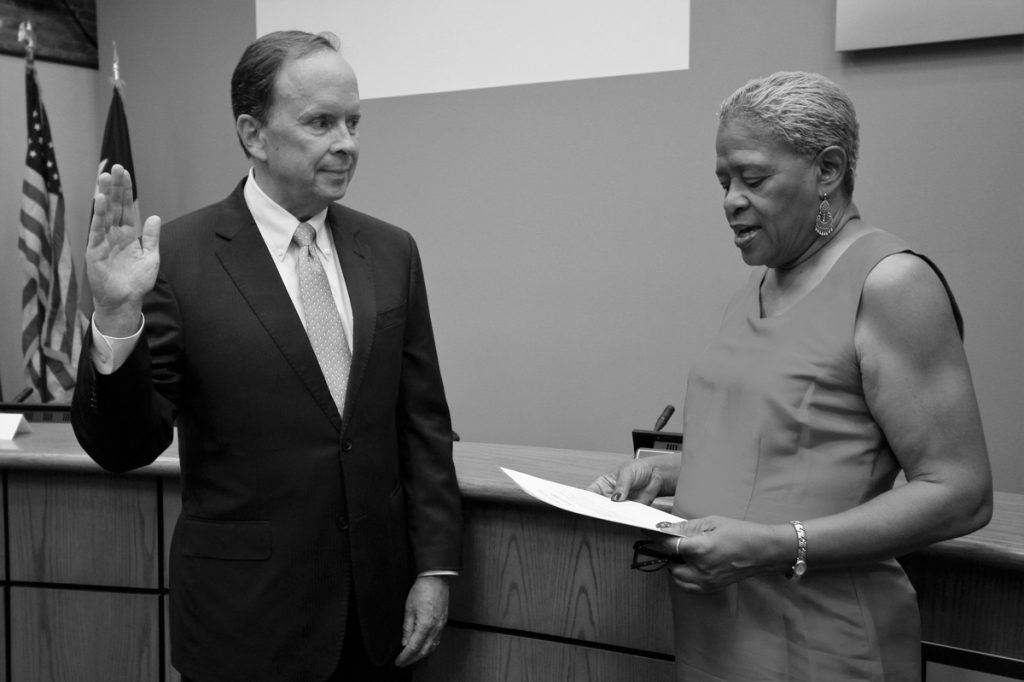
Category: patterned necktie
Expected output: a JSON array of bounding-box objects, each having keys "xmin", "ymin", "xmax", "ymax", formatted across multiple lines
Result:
[{"xmin": 293, "ymin": 222, "xmax": 352, "ymax": 415}]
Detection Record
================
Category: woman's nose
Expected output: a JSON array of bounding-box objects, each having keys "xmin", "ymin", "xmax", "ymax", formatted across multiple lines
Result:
[{"xmin": 723, "ymin": 181, "xmax": 748, "ymax": 215}]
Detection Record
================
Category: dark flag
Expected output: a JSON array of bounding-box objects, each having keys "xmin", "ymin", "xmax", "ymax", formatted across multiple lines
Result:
[
  {"xmin": 80, "ymin": 77, "xmax": 140, "ymax": 325},
  {"xmin": 97, "ymin": 84, "xmax": 139, "ymax": 206},
  {"xmin": 18, "ymin": 63, "xmax": 83, "ymax": 402}
]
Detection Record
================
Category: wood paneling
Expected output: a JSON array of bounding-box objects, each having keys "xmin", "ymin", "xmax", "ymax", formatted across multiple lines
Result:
[
  {"xmin": 9, "ymin": 588, "xmax": 159, "ymax": 681},
  {"xmin": 6, "ymin": 471, "xmax": 159, "ymax": 588},
  {"xmin": 0, "ymin": 591, "xmax": 6, "ymax": 682},
  {"xmin": 1, "ymin": 428, "xmax": 1022, "ymax": 679},
  {"xmin": 901, "ymin": 555, "xmax": 1024, "ymax": 660},
  {"xmin": 163, "ymin": 478, "xmax": 182, "ymax": 589},
  {"xmin": 0, "ymin": 475, "xmax": 5, "ymax": 581},
  {"xmin": 416, "ymin": 627, "xmax": 675, "ymax": 682},
  {"xmin": 164, "ymin": 595, "xmax": 181, "ymax": 682},
  {"xmin": 454, "ymin": 499, "xmax": 673, "ymax": 654}
]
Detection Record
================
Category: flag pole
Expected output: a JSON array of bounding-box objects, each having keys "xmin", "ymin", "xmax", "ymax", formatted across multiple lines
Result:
[
  {"xmin": 17, "ymin": 20, "xmax": 36, "ymax": 66},
  {"xmin": 18, "ymin": 20, "xmax": 41, "ymax": 402},
  {"xmin": 17, "ymin": 20, "xmax": 37, "ymax": 80},
  {"xmin": 18, "ymin": 21, "xmax": 36, "ymax": 91},
  {"xmin": 111, "ymin": 40, "xmax": 125, "ymax": 93}
]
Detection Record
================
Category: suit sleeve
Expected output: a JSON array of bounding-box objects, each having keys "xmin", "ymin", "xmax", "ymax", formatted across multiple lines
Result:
[
  {"xmin": 71, "ymin": 273, "xmax": 182, "ymax": 473},
  {"xmin": 396, "ymin": 234, "xmax": 463, "ymax": 574}
]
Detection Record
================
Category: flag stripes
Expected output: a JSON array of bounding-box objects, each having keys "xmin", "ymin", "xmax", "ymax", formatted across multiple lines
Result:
[{"xmin": 17, "ymin": 65, "xmax": 82, "ymax": 402}]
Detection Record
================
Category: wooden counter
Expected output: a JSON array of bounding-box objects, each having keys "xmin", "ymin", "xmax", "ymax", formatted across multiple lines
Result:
[{"xmin": 0, "ymin": 426, "xmax": 1021, "ymax": 681}]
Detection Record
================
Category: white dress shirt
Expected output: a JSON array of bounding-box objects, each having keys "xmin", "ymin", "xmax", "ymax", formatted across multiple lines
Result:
[{"xmin": 92, "ymin": 170, "xmax": 354, "ymax": 372}]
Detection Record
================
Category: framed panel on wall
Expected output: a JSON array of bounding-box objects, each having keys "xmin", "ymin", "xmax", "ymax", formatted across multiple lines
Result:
[
  {"xmin": 836, "ymin": 0, "xmax": 1024, "ymax": 51},
  {"xmin": 0, "ymin": 0, "xmax": 98, "ymax": 69},
  {"xmin": 255, "ymin": 0, "xmax": 690, "ymax": 99}
]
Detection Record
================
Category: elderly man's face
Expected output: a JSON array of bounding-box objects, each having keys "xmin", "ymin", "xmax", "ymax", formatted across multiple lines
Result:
[{"xmin": 254, "ymin": 49, "xmax": 361, "ymax": 220}]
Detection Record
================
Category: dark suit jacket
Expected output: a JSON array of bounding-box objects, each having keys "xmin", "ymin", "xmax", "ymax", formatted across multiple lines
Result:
[{"xmin": 72, "ymin": 181, "xmax": 462, "ymax": 681}]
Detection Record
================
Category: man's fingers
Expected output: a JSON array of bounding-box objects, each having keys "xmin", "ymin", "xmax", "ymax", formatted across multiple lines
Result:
[
  {"xmin": 95, "ymin": 171, "xmax": 111, "ymax": 197},
  {"xmin": 140, "ymin": 216, "xmax": 162, "ymax": 252},
  {"xmin": 108, "ymin": 166, "xmax": 126, "ymax": 226},
  {"xmin": 88, "ymin": 193, "xmax": 110, "ymax": 248},
  {"xmin": 396, "ymin": 625, "xmax": 443, "ymax": 667},
  {"xmin": 119, "ymin": 168, "xmax": 139, "ymax": 225}
]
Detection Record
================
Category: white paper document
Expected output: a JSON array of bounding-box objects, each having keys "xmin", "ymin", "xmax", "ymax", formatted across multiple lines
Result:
[{"xmin": 501, "ymin": 467, "xmax": 685, "ymax": 533}]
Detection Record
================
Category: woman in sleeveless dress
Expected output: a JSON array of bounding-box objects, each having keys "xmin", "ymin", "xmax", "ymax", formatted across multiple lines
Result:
[{"xmin": 589, "ymin": 72, "xmax": 992, "ymax": 681}]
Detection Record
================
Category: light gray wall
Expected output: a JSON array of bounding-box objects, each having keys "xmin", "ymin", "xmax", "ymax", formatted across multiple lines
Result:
[
  {"xmin": 0, "ymin": 58, "xmax": 100, "ymax": 402},
  {"xmin": 350, "ymin": 1, "xmax": 1024, "ymax": 492},
  {"xmin": 0, "ymin": 1, "xmax": 1020, "ymax": 495},
  {"xmin": 92, "ymin": 0, "xmax": 255, "ymax": 219}
]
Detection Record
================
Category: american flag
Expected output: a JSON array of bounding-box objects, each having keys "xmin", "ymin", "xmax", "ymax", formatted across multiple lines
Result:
[{"xmin": 18, "ymin": 64, "xmax": 82, "ymax": 403}]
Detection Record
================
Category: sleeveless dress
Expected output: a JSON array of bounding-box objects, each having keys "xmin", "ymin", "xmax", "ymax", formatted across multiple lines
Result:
[{"xmin": 671, "ymin": 231, "xmax": 961, "ymax": 681}]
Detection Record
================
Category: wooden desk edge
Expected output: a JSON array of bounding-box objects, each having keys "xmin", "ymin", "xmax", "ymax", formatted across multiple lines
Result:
[{"xmin": 2, "ymin": 428, "xmax": 1021, "ymax": 571}]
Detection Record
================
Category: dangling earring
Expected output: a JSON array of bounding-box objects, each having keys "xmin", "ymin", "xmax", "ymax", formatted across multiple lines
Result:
[{"xmin": 815, "ymin": 193, "xmax": 835, "ymax": 237}]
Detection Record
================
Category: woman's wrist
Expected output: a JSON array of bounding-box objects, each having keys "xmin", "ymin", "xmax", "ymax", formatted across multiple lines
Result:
[
  {"xmin": 760, "ymin": 523, "xmax": 803, "ymax": 575},
  {"xmin": 785, "ymin": 521, "xmax": 808, "ymax": 580}
]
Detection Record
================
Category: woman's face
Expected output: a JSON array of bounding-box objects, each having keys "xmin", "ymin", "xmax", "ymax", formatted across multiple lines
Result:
[{"xmin": 715, "ymin": 119, "xmax": 821, "ymax": 268}]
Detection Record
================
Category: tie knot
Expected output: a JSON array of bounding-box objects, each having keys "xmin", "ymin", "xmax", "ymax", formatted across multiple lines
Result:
[{"xmin": 293, "ymin": 222, "xmax": 316, "ymax": 248}]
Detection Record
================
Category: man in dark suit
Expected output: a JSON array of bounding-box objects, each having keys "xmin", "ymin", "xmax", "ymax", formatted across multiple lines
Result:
[{"xmin": 71, "ymin": 30, "xmax": 461, "ymax": 682}]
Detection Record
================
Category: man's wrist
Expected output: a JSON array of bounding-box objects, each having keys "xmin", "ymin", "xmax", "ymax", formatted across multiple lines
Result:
[
  {"xmin": 417, "ymin": 570, "xmax": 458, "ymax": 578},
  {"xmin": 90, "ymin": 312, "xmax": 145, "ymax": 375},
  {"xmin": 93, "ymin": 302, "xmax": 144, "ymax": 338}
]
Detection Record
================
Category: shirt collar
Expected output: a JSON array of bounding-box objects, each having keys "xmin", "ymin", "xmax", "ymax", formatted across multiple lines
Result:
[{"xmin": 243, "ymin": 169, "xmax": 331, "ymax": 262}]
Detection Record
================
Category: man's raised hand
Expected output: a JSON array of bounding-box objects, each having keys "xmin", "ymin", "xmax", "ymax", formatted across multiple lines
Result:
[{"xmin": 86, "ymin": 164, "xmax": 161, "ymax": 337}]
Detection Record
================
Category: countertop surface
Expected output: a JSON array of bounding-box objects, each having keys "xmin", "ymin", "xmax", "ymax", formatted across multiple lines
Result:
[{"xmin": 3, "ymin": 424, "xmax": 1022, "ymax": 571}]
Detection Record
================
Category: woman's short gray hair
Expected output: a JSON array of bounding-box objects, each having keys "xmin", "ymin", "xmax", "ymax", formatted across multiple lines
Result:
[{"xmin": 718, "ymin": 71, "xmax": 859, "ymax": 195}]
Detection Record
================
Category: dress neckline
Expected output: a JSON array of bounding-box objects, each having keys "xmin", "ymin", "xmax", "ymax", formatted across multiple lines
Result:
[{"xmin": 754, "ymin": 228, "xmax": 884, "ymax": 322}]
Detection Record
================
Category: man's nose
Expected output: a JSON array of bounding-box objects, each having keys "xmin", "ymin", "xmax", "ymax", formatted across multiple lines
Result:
[{"xmin": 331, "ymin": 125, "xmax": 357, "ymax": 155}]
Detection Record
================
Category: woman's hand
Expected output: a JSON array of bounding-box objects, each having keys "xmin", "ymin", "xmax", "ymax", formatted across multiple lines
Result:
[
  {"xmin": 586, "ymin": 455, "xmax": 677, "ymax": 505},
  {"xmin": 655, "ymin": 516, "xmax": 792, "ymax": 593}
]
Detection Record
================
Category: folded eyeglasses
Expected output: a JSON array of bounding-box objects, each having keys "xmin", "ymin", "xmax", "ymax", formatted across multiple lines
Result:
[{"xmin": 631, "ymin": 539, "xmax": 686, "ymax": 572}]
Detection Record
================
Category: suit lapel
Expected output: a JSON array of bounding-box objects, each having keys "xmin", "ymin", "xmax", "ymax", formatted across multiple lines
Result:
[
  {"xmin": 327, "ymin": 204, "xmax": 374, "ymax": 433},
  {"xmin": 214, "ymin": 188, "xmax": 343, "ymax": 429}
]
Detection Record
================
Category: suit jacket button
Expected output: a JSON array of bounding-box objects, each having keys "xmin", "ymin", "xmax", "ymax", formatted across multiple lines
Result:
[
  {"xmin": 341, "ymin": 441, "xmax": 353, "ymax": 452},
  {"xmin": 336, "ymin": 516, "xmax": 349, "ymax": 531}
]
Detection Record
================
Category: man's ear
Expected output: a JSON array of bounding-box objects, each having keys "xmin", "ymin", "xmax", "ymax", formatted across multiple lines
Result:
[
  {"xmin": 815, "ymin": 145, "xmax": 848, "ymax": 196},
  {"xmin": 236, "ymin": 115, "xmax": 266, "ymax": 160}
]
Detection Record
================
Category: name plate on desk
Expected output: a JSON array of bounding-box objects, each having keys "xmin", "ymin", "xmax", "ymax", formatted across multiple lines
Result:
[
  {"xmin": 0, "ymin": 413, "xmax": 33, "ymax": 440},
  {"xmin": 631, "ymin": 429, "xmax": 682, "ymax": 458}
]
